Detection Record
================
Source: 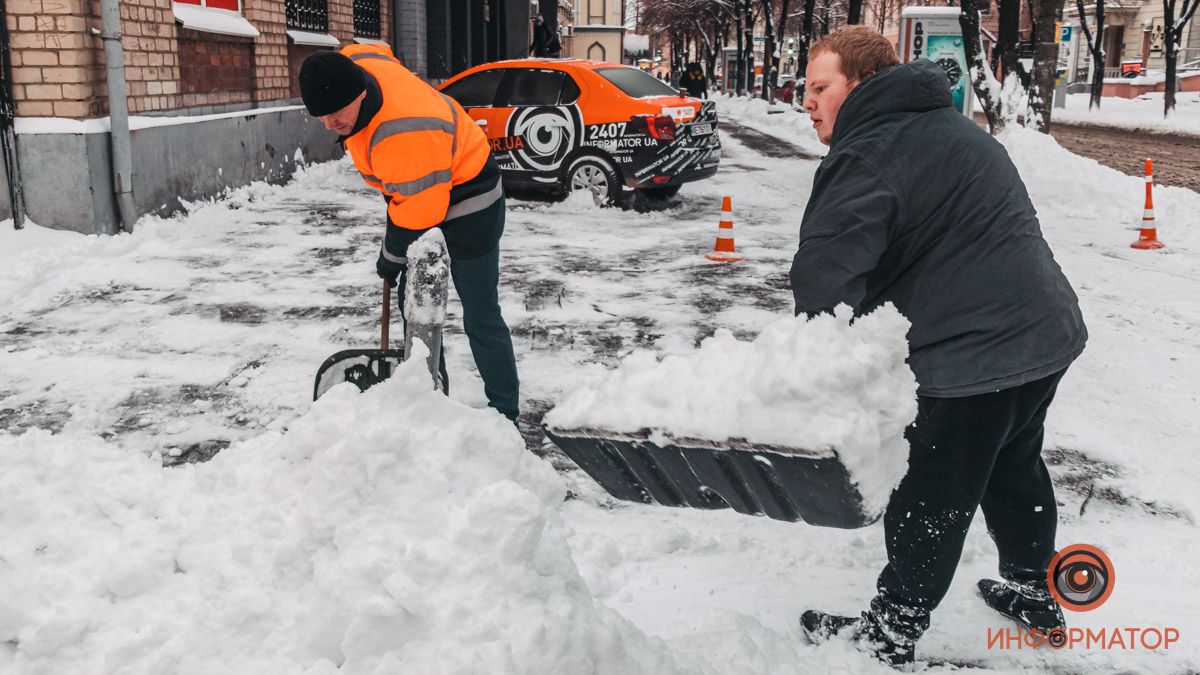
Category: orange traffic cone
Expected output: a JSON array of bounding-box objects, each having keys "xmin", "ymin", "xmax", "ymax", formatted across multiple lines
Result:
[
  {"xmin": 705, "ymin": 196, "xmax": 743, "ymax": 262},
  {"xmin": 1131, "ymin": 158, "xmax": 1165, "ymax": 250}
]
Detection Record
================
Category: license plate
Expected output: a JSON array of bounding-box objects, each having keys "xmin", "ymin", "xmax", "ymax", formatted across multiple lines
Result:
[{"xmin": 690, "ymin": 123, "xmax": 714, "ymax": 136}]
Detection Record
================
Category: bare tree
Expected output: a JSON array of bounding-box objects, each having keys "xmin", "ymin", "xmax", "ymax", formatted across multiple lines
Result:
[
  {"xmin": 865, "ymin": 0, "xmax": 899, "ymax": 34},
  {"xmin": 761, "ymin": 0, "xmax": 778, "ymax": 100},
  {"xmin": 1074, "ymin": 0, "xmax": 1106, "ymax": 109},
  {"xmin": 1027, "ymin": 0, "xmax": 1066, "ymax": 132},
  {"xmin": 847, "ymin": 0, "xmax": 864, "ymax": 24},
  {"xmin": 1163, "ymin": 0, "xmax": 1199, "ymax": 115},
  {"xmin": 641, "ymin": 0, "xmax": 737, "ymax": 89},
  {"xmin": 994, "ymin": 0, "xmax": 1029, "ymax": 86},
  {"xmin": 961, "ymin": 0, "xmax": 1007, "ymax": 132},
  {"xmin": 797, "ymin": 0, "xmax": 817, "ymax": 93}
]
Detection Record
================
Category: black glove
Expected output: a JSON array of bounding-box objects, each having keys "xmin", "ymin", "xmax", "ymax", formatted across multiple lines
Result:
[{"xmin": 376, "ymin": 254, "xmax": 404, "ymax": 288}]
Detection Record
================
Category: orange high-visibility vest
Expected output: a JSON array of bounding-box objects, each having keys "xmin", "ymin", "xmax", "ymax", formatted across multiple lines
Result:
[{"xmin": 341, "ymin": 44, "xmax": 492, "ymax": 232}]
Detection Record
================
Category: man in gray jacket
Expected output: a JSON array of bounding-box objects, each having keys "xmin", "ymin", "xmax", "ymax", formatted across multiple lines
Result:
[{"xmin": 793, "ymin": 27, "xmax": 1087, "ymax": 666}]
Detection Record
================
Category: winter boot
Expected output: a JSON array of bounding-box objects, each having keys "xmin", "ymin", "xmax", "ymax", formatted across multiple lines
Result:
[
  {"xmin": 977, "ymin": 578, "xmax": 1065, "ymax": 636},
  {"xmin": 800, "ymin": 609, "xmax": 915, "ymax": 667}
]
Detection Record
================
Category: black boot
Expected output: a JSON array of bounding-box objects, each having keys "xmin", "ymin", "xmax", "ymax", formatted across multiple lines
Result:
[
  {"xmin": 800, "ymin": 609, "xmax": 915, "ymax": 667},
  {"xmin": 977, "ymin": 578, "xmax": 1065, "ymax": 636}
]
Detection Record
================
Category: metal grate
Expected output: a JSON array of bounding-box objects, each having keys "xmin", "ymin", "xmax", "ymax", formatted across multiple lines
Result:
[
  {"xmin": 286, "ymin": 0, "xmax": 328, "ymax": 33},
  {"xmin": 354, "ymin": 0, "xmax": 380, "ymax": 38}
]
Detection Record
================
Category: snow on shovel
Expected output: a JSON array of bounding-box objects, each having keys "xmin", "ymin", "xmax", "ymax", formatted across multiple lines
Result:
[
  {"xmin": 313, "ymin": 231, "xmax": 450, "ymax": 400},
  {"xmin": 542, "ymin": 306, "xmax": 919, "ymax": 530}
]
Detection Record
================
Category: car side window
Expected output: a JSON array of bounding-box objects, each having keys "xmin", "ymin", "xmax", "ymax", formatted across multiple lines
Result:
[
  {"xmin": 559, "ymin": 74, "xmax": 581, "ymax": 105},
  {"xmin": 495, "ymin": 69, "xmax": 567, "ymax": 107},
  {"xmin": 442, "ymin": 69, "xmax": 505, "ymax": 108}
]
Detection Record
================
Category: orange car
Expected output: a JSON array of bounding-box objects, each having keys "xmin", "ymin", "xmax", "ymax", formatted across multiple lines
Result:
[{"xmin": 439, "ymin": 59, "xmax": 721, "ymax": 204}]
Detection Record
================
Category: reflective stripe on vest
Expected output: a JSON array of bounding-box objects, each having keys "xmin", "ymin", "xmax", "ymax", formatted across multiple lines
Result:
[
  {"xmin": 384, "ymin": 169, "xmax": 453, "ymax": 196},
  {"xmin": 369, "ymin": 117, "xmax": 456, "ymax": 158},
  {"xmin": 349, "ymin": 52, "xmax": 398, "ymax": 65},
  {"xmin": 445, "ymin": 181, "xmax": 503, "ymax": 221}
]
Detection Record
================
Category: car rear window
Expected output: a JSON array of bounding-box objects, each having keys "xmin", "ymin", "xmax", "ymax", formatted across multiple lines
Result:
[{"xmin": 594, "ymin": 67, "xmax": 679, "ymax": 98}]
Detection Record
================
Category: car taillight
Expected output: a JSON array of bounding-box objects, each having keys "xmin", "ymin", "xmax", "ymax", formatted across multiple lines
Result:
[{"xmin": 645, "ymin": 115, "xmax": 676, "ymax": 141}]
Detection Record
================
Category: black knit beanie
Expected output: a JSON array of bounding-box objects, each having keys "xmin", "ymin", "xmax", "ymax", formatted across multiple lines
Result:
[{"xmin": 299, "ymin": 51, "xmax": 367, "ymax": 117}]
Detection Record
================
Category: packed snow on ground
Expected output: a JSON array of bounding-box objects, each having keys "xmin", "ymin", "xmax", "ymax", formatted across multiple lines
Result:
[
  {"xmin": 0, "ymin": 352, "xmax": 691, "ymax": 674},
  {"xmin": 3, "ymin": 107, "xmax": 1200, "ymax": 673},
  {"xmin": 547, "ymin": 304, "xmax": 916, "ymax": 516}
]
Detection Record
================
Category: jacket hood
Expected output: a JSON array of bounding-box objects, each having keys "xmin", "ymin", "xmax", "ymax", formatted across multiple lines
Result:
[{"xmin": 830, "ymin": 60, "xmax": 953, "ymax": 147}]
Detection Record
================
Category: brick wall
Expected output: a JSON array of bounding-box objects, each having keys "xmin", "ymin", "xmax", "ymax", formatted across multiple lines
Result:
[
  {"xmin": 5, "ymin": 0, "xmax": 392, "ymax": 120},
  {"xmin": 118, "ymin": 0, "xmax": 182, "ymax": 113},
  {"xmin": 177, "ymin": 29, "xmax": 254, "ymax": 106},
  {"xmin": 243, "ymin": 0, "xmax": 290, "ymax": 103},
  {"xmin": 6, "ymin": 0, "xmax": 102, "ymax": 117},
  {"xmin": 287, "ymin": 43, "xmax": 324, "ymax": 98}
]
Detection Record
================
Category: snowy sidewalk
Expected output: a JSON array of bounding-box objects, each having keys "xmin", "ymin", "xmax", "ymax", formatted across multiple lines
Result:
[{"xmin": 3, "ymin": 123, "xmax": 1200, "ymax": 672}]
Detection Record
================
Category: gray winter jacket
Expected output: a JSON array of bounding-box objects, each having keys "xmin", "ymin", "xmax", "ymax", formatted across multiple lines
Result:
[{"xmin": 790, "ymin": 60, "xmax": 1086, "ymax": 397}]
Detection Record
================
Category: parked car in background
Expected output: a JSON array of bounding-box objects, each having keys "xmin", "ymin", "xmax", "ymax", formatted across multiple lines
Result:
[{"xmin": 439, "ymin": 59, "xmax": 721, "ymax": 205}]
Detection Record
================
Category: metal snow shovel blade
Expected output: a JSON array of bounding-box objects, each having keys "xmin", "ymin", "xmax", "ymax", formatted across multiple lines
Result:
[
  {"xmin": 313, "ymin": 281, "xmax": 406, "ymax": 400},
  {"xmin": 543, "ymin": 425, "xmax": 878, "ymax": 529}
]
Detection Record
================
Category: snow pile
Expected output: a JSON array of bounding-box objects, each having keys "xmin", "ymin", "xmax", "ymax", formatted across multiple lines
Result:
[
  {"xmin": 1054, "ymin": 90, "xmax": 1200, "ymax": 136},
  {"xmin": 546, "ymin": 304, "xmax": 918, "ymax": 515},
  {"xmin": 714, "ymin": 94, "xmax": 827, "ymax": 156},
  {"xmin": 0, "ymin": 354, "xmax": 683, "ymax": 674},
  {"xmin": 1000, "ymin": 126, "xmax": 1198, "ymax": 249}
]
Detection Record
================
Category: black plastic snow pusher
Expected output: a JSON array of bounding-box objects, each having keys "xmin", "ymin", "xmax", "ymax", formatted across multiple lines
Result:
[
  {"xmin": 313, "ymin": 281, "xmax": 407, "ymax": 400},
  {"xmin": 543, "ymin": 426, "xmax": 878, "ymax": 529}
]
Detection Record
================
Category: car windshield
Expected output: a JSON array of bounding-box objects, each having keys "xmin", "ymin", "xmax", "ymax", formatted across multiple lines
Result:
[{"xmin": 594, "ymin": 67, "xmax": 680, "ymax": 98}]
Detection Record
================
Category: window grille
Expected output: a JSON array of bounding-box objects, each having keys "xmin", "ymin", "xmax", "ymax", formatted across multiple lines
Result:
[
  {"xmin": 286, "ymin": 0, "xmax": 328, "ymax": 33},
  {"xmin": 354, "ymin": 0, "xmax": 381, "ymax": 38}
]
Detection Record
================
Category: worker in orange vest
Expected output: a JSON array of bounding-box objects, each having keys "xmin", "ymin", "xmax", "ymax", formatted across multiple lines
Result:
[{"xmin": 298, "ymin": 46, "xmax": 519, "ymax": 424}]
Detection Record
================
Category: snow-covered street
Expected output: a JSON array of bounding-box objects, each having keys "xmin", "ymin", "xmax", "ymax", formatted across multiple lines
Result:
[{"xmin": 2, "ymin": 102, "xmax": 1199, "ymax": 673}]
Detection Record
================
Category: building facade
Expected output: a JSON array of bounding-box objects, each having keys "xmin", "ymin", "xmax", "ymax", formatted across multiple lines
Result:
[
  {"xmin": 393, "ymin": 0, "xmax": 531, "ymax": 82},
  {"xmin": 573, "ymin": 0, "xmax": 624, "ymax": 63},
  {"xmin": 1062, "ymin": 0, "xmax": 1200, "ymax": 80},
  {"xmin": 1, "ymin": 0, "xmax": 532, "ymax": 233}
]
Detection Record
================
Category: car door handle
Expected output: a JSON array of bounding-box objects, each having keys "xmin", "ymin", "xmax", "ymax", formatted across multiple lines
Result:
[{"xmin": 476, "ymin": 119, "xmax": 488, "ymax": 126}]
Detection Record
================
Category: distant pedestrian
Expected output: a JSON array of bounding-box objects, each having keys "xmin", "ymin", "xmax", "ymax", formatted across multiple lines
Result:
[
  {"xmin": 529, "ymin": 14, "xmax": 560, "ymax": 58},
  {"xmin": 792, "ymin": 26, "xmax": 1086, "ymax": 666},
  {"xmin": 682, "ymin": 62, "xmax": 708, "ymax": 99}
]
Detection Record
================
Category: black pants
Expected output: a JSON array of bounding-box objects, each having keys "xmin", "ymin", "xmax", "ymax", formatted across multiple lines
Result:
[{"xmin": 872, "ymin": 369, "xmax": 1067, "ymax": 642}]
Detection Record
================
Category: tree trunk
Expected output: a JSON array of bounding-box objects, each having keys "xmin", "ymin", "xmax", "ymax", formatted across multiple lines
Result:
[
  {"xmin": 1163, "ymin": 0, "xmax": 1199, "ymax": 116},
  {"xmin": 848, "ymin": 0, "xmax": 864, "ymax": 24},
  {"xmin": 1028, "ymin": 0, "xmax": 1064, "ymax": 132},
  {"xmin": 739, "ymin": 0, "xmax": 748, "ymax": 96},
  {"xmin": 761, "ymin": 0, "xmax": 776, "ymax": 101},
  {"xmin": 995, "ymin": 0, "xmax": 1024, "ymax": 83},
  {"xmin": 735, "ymin": 6, "xmax": 745, "ymax": 95},
  {"xmin": 961, "ymin": 0, "xmax": 1006, "ymax": 133},
  {"xmin": 797, "ymin": 0, "xmax": 816, "ymax": 99},
  {"xmin": 1163, "ymin": 0, "xmax": 1177, "ymax": 116},
  {"xmin": 1075, "ymin": 0, "xmax": 1105, "ymax": 109},
  {"xmin": 778, "ymin": 0, "xmax": 793, "ymax": 82}
]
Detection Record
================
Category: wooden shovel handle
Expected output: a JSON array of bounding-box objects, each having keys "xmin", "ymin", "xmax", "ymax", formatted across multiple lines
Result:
[{"xmin": 381, "ymin": 280, "xmax": 391, "ymax": 350}]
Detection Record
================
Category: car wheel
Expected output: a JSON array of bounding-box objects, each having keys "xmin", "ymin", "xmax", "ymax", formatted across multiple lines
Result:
[
  {"xmin": 638, "ymin": 185, "xmax": 681, "ymax": 200},
  {"xmin": 566, "ymin": 155, "xmax": 621, "ymax": 206}
]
